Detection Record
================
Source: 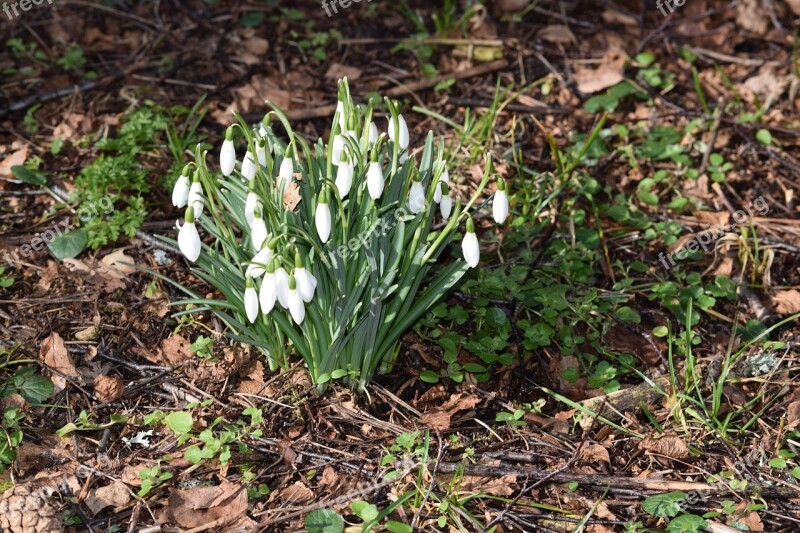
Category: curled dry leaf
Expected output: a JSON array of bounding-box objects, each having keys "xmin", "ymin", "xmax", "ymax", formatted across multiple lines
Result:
[
  {"xmin": 573, "ymin": 49, "xmax": 627, "ymax": 94},
  {"xmin": 769, "ymin": 289, "xmax": 800, "ymax": 315},
  {"xmin": 94, "ymin": 375, "xmax": 125, "ymax": 402},
  {"xmin": 642, "ymin": 434, "xmax": 689, "ymax": 460},
  {"xmin": 0, "ymin": 146, "xmax": 28, "ymax": 177},
  {"xmin": 324, "ymin": 62, "xmax": 363, "ymax": 81},
  {"xmin": 580, "ymin": 444, "xmax": 610, "ymax": 464},
  {"xmin": 85, "ymin": 481, "xmax": 131, "ymax": 515},
  {"xmin": 39, "ymin": 332, "xmax": 77, "ymax": 391},
  {"xmin": 159, "ymin": 480, "xmax": 249, "ymax": 529}
]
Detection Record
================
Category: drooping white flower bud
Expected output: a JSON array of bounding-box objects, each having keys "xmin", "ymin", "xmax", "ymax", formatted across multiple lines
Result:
[
  {"xmin": 242, "ymin": 150, "xmax": 257, "ymax": 181},
  {"xmin": 315, "ymin": 190, "xmax": 332, "ymax": 243},
  {"xmin": 172, "ymin": 165, "xmax": 191, "ymax": 208},
  {"xmin": 408, "ymin": 176, "xmax": 425, "ymax": 214},
  {"xmin": 439, "ymin": 183, "xmax": 452, "ymax": 221},
  {"xmin": 493, "ymin": 178, "xmax": 509, "ymax": 224},
  {"xmin": 335, "ymin": 151, "xmax": 354, "ymax": 198},
  {"xmin": 188, "ymin": 173, "xmax": 204, "ymax": 218},
  {"xmin": 287, "ymin": 275, "xmax": 305, "ymax": 325},
  {"xmin": 366, "ymin": 161, "xmax": 384, "ymax": 200},
  {"xmin": 220, "ymin": 126, "xmax": 236, "ymax": 176},
  {"xmin": 434, "ymin": 165, "xmax": 450, "ymax": 203},
  {"xmin": 244, "ymin": 276, "xmax": 259, "ymax": 323},
  {"xmin": 279, "ymin": 152, "xmax": 293, "ymax": 188},
  {"xmin": 251, "ymin": 210, "xmax": 268, "ymax": 250},
  {"xmin": 245, "ymin": 179, "xmax": 259, "ymax": 227},
  {"xmin": 275, "ymin": 265, "xmax": 290, "ymax": 309},
  {"xmin": 256, "ymin": 136, "xmax": 268, "ymax": 167},
  {"xmin": 461, "ymin": 216, "xmax": 480, "ymax": 268},
  {"xmin": 178, "ymin": 206, "xmax": 201, "ymax": 262},
  {"xmin": 388, "ymin": 114, "xmax": 409, "ymax": 150},
  {"xmin": 246, "ymin": 237, "xmax": 276, "ymax": 278},
  {"xmin": 368, "ymin": 121, "xmax": 379, "ymax": 145},
  {"xmin": 294, "ymin": 252, "xmax": 317, "ymax": 303},
  {"xmin": 259, "ymin": 259, "xmax": 277, "ymax": 314},
  {"xmin": 331, "ymin": 132, "xmax": 346, "ymax": 166}
]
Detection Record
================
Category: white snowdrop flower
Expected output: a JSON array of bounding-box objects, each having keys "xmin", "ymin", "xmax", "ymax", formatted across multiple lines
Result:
[
  {"xmin": 461, "ymin": 216, "xmax": 480, "ymax": 268},
  {"xmin": 287, "ymin": 275, "xmax": 305, "ymax": 325},
  {"xmin": 259, "ymin": 260, "xmax": 277, "ymax": 314},
  {"xmin": 399, "ymin": 151, "xmax": 409, "ymax": 164},
  {"xmin": 244, "ymin": 277, "xmax": 259, "ymax": 323},
  {"xmin": 245, "ymin": 181, "xmax": 259, "ymax": 227},
  {"xmin": 331, "ymin": 132, "xmax": 346, "ymax": 166},
  {"xmin": 439, "ymin": 183, "xmax": 453, "ymax": 221},
  {"xmin": 256, "ymin": 137, "xmax": 268, "ymax": 167},
  {"xmin": 275, "ymin": 266, "xmax": 290, "ymax": 309},
  {"xmin": 241, "ymin": 150, "xmax": 257, "ymax": 181},
  {"xmin": 388, "ymin": 114, "xmax": 409, "ymax": 150},
  {"xmin": 177, "ymin": 206, "xmax": 201, "ymax": 262},
  {"xmin": 279, "ymin": 154, "xmax": 293, "ymax": 188},
  {"xmin": 294, "ymin": 253, "xmax": 317, "ymax": 303},
  {"xmin": 171, "ymin": 165, "xmax": 191, "ymax": 208},
  {"xmin": 336, "ymin": 99, "xmax": 346, "ymax": 131},
  {"xmin": 368, "ymin": 121, "xmax": 379, "ymax": 145},
  {"xmin": 434, "ymin": 165, "xmax": 450, "ymax": 203},
  {"xmin": 246, "ymin": 239, "xmax": 275, "ymax": 278},
  {"xmin": 335, "ymin": 152, "xmax": 354, "ymax": 198},
  {"xmin": 493, "ymin": 178, "xmax": 510, "ymax": 224},
  {"xmin": 408, "ymin": 177, "xmax": 425, "ymax": 214},
  {"xmin": 220, "ymin": 126, "xmax": 236, "ymax": 176},
  {"xmin": 251, "ymin": 211, "xmax": 268, "ymax": 250},
  {"xmin": 258, "ymin": 123, "xmax": 268, "ymax": 138},
  {"xmin": 315, "ymin": 190, "xmax": 332, "ymax": 243},
  {"xmin": 188, "ymin": 175, "xmax": 204, "ymax": 218},
  {"xmin": 366, "ymin": 161, "xmax": 384, "ymax": 200}
]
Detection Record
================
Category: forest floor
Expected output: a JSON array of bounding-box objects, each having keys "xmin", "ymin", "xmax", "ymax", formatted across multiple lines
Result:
[{"xmin": 1, "ymin": 1, "xmax": 800, "ymax": 531}]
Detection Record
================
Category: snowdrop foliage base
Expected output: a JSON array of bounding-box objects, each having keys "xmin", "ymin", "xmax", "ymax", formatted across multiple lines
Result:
[{"xmin": 161, "ymin": 79, "xmax": 496, "ymax": 390}]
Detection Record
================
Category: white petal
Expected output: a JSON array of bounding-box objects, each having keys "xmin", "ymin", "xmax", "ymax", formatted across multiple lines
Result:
[
  {"xmin": 178, "ymin": 221, "xmax": 201, "ymax": 262},
  {"xmin": 295, "ymin": 268, "xmax": 317, "ymax": 302},
  {"xmin": 288, "ymin": 289, "xmax": 305, "ymax": 325},
  {"xmin": 315, "ymin": 203, "xmax": 331, "ymax": 243},
  {"xmin": 368, "ymin": 121, "xmax": 379, "ymax": 145},
  {"xmin": 433, "ymin": 167, "xmax": 449, "ymax": 203},
  {"xmin": 440, "ymin": 195, "xmax": 452, "ymax": 220},
  {"xmin": 335, "ymin": 162, "xmax": 353, "ymax": 198},
  {"xmin": 367, "ymin": 161, "xmax": 384, "ymax": 200},
  {"xmin": 256, "ymin": 141, "xmax": 268, "ymax": 167},
  {"xmin": 388, "ymin": 115, "xmax": 409, "ymax": 149},
  {"xmin": 462, "ymin": 232, "xmax": 480, "ymax": 268},
  {"xmin": 336, "ymin": 100, "xmax": 346, "ymax": 130},
  {"xmin": 331, "ymin": 134, "xmax": 345, "ymax": 166},
  {"xmin": 172, "ymin": 176, "xmax": 190, "ymax": 208},
  {"xmin": 246, "ymin": 247, "xmax": 273, "ymax": 278},
  {"xmin": 245, "ymin": 287, "xmax": 259, "ymax": 323},
  {"xmin": 493, "ymin": 190, "xmax": 509, "ymax": 224},
  {"xmin": 188, "ymin": 182, "xmax": 204, "ymax": 218},
  {"xmin": 279, "ymin": 157, "xmax": 293, "ymax": 186},
  {"xmin": 220, "ymin": 139, "xmax": 236, "ymax": 176},
  {"xmin": 259, "ymin": 273, "xmax": 277, "ymax": 314},
  {"xmin": 242, "ymin": 151, "xmax": 257, "ymax": 180},
  {"xmin": 275, "ymin": 268, "xmax": 290, "ymax": 308},
  {"xmin": 251, "ymin": 218, "xmax": 268, "ymax": 250},
  {"xmin": 245, "ymin": 192, "xmax": 258, "ymax": 227},
  {"xmin": 258, "ymin": 124, "xmax": 268, "ymax": 138},
  {"xmin": 408, "ymin": 181, "xmax": 425, "ymax": 214}
]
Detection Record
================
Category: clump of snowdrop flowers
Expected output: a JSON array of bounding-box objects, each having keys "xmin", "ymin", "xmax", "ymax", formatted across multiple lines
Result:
[{"xmin": 162, "ymin": 78, "xmax": 504, "ymax": 390}]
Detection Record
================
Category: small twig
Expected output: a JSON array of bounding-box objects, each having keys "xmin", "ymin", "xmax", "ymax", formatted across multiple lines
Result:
[{"xmin": 412, "ymin": 437, "xmax": 447, "ymax": 530}]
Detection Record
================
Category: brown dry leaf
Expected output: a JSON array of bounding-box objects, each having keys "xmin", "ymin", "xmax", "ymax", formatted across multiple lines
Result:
[
  {"xmin": 94, "ymin": 375, "xmax": 124, "ymax": 403},
  {"xmin": 325, "ymin": 62, "xmax": 363, "ymax": 81},
  {"xmin": 580, "ymin": 444, "xmax": 610, "ymax": 464},
  {"xmin": 15, "ymin": 437, "xmax": 72, "ymax": 478},
  {"xmin": 39, "ymin": 333, "xmax": 77, "ymax": 391},
  {"xmin": 605, "ymin": 324, "xmax": 661, "ymax": 366},
  {"xmin": 159, "ymin": 480, "xmax": 248, "ymax": 529},
  {"xmin": 788, "ymin": 0, "xmax": 800, "ymax": 15},
  {"xmin": 742, "ymin": 67, "xmax": 787, "ymax": 107},
  {"xmin": 642, "ymin": 434, "xmax": 689, "ymax": 460},
  {"xmin": 736, "ymin": 0, "xmax": 769, "ymax": 35},
  {"xmin": 419, "ymin": 410, "xmax": 452, "ymax": 431},
  {"xmin": 100, "ymin": 249, "xmax": 136, "ymax": 275},
  {"xmin": 63, "ymin": 257, "xmax": 126, "ymax": 293},
  {"xmin": 0, "ymin": 146, "xmax": 28, "ymax": 177},
  {"xmin": 573, "ymin": 49, "xmax": 627, "ymax": 94},
  {"xmin": 320, "ymin": 466, "xmax": 340, "ymax": 490},
  {"xmin": 85, "ymin": 481, "xmax": 130, "ymax": 515},
  {"xmin": 739, "ymin": 511, "xmax": 764, "ymax": 531},
  {"xmin": 787, "ymin": 400, "xmax": 800, "ymax": 429},
  {"xmin": 601, "ymin": 9, "xmax": 638, "ymax": 26},
  {"xmin": 460, "ymin": 474, "xmax": 517, "ymax": 496},
  {"xmin": 283, "ymin": 180, "xmax": 302, "ymax": 211},
  {"xmin": 275, "ymin": 481, "xmax": 314, "ymax": 505},
  {"xmin": 120, "ymin": 464, "xmax": 147, "ymax": 487},
  {"xmin": 770, "ymin": 289, "xmax": 800, "ymax": 315},
  {"xmin": 536, "ymin": 25, "xmax": 577, "ymax": 46},
  {"xmin": 52, "ymin": 112, "xmax": 94, "ymax": 142},
  {"xmin": 37, "ymin": 261, "xmax": 59, "ymax": 292},
  {"xmin": 157, "ymin": 334, "xmax": 193, "ymax": 366}
]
